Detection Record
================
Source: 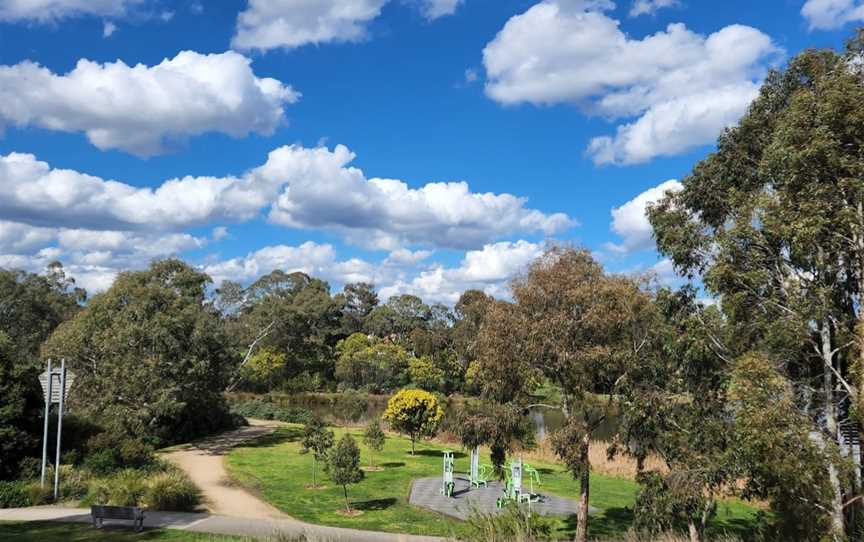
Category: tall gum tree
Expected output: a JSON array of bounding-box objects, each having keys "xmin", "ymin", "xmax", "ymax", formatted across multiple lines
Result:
[
  {"xmin": 476, "ymin": 247, "xmax": 654, "ymax": 542},
  {"xmin": 648, "ymin": 32, "xmax": 864, "ymax": 540}
]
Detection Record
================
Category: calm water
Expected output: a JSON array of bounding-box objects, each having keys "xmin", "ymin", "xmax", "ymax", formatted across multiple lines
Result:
[{"xmin": 265, "ymin": 393, "xmax": 620, "ymax": 442}]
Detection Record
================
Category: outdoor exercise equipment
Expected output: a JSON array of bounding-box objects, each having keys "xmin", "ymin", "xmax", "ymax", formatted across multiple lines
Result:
[
  {"xmin": 468, "ymin": 447, "xmax": 491, "ymax": 488},
  {"xmin": 441, "ymin": 450, "xmax": 455, "ymax": 497},
  {"xmin": 497, "ymin": 458, "xmax": 542, "ymax": 508}
]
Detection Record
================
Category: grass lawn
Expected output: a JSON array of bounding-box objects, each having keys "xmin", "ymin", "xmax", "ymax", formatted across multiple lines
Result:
[
  {"xmin": 225, "ymin": 425, "xmax": 759, "ymax": 540},
  {"xmin": 0, "ymin": 521, "xmax": 242, "ymax": 541}
]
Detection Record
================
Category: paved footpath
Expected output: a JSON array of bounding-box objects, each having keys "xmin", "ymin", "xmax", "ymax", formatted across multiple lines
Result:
[
  {"xmin": 0, "ymin": 507, "xmax": 442, "ymax": 541},
  {"xmin": 0, "ymin": 422, "xmax": 442, "ymax": 541}
]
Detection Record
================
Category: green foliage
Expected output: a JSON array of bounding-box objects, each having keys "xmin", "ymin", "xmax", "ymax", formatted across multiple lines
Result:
[
  {"xmin": 382, "ymin": 388, "xmax": 444, "ymax": 454},
  {"xmin": 451, "ymin": 402, "xmax": 534, "ymax": 477},
  {"xmin": 408, "ymin": 355, "xmax": 444, "ymax": 391},
  {"xmin": 143, "ymin": 471, "xmax": 202, "ymax": 512},
  {"xmin": 301, "ymin": 415, "xmax": 334, "ymax": 487},
  {"xmin": 84, "ymin": 465, "xmax": 200, "ymax": 511},
  {"xmin": 334, "ymin": 333, "xmax": 411, "ymax": 393},
  {"xmin": 462, "ymin": 502, "xmax": 554, "ymax": 542},
  {"xmin": 229, "ymin": 398, "xmax": 312, "ymax": 424},
  {"xmin": 0, "ymin": 264, "xmax": 83, "ymax": 481},
  {"xmin": 242, "ymin": 348, "xmax": 287, "ymax": 389},
  {"xmin": 42, "ymin": 259, "xmax": 236, "ymax": 446},
  {"xmin": 333, "ymin": 390, "xmax": 368, "ymax": 423},
  {"xmin": 0, "ymin": 481, "xmax": 31, "ymax": 508},
  {"xmin": 325, "ymin": 434, "xmax": 364, "ymax": 511},
  {"xmin": 362, "ymin": 420, "xmax": 386, "ymax": 468}
]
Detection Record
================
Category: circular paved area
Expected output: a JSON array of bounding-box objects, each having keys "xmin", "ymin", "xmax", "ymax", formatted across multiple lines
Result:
[{"xmin": 408, "ymin": 475, "xmax": 593, "ymax": 521}]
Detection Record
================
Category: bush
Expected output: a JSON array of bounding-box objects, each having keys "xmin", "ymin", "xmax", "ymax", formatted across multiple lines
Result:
[
  {"xmin": 87, "ymin": 469, "xmax": 148, "ymax": 507},
  {"xmin": 229, "ymin": 399, "xmax": 311, "ymax": 424},
  {"xmin": 17, "ymin": 457, "xmax": 41, "ymax": 480},
  {"xmin": 58, "ymin": 465, "xmax": 90, "ymax": 500},
  {"xmin": 0, "ymin": 481, "xmax": 31, "ymax": 508},
  {"xmin": 24, "ymin": 481, "xmax": 52, "ymax": 506},
  {"xmin": 461, "ymin": 503, "xmax": 554, "ymax": 542},
  {"xmin": 143, "ymin": 470, "xmax": 201, "ymax": 512},
  {"xmin": 83, "ymin": 449, "xmax": 120, "ymax": 475}
]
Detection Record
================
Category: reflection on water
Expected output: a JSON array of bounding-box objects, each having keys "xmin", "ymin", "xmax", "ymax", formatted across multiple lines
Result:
[
  {"xmin": 527, "ymin": 406, "xmax": 619, "ymax": 442},
  {"xmin": 288, "ymin": 395, "xmax": 619, "ymax": 442}
]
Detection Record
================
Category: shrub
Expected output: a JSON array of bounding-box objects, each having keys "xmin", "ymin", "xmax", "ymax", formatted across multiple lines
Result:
[
  {"xmin": 229, "ymin": 399, "xmax": 311, "ymax": 424},
  {"xmin": 24, "ymin": 481, "xmax": 52, "ymax": 506},
  {"xmin": 0, "ymin": 481, "xmax": 31, "ymax": 508},
  {"xmin": 462, "ymin": 503, "xmax": 554, "ymax": 542},
  {"xmin": 57, "ymin": 465, "xmax": 90, "ymax": 500},
  {"xmin": 143, "ymin": 471, "xmax": 201, "ymax": 512},
  {"xmin": 88, "ymin": 469, "xmax": 148, "ymax": 507},
  {"xmin": 16, "ymin": 457, "xmax": 41, "ymax": 481},
  {"xmin": 83, "ymin": 449, "xmax": 120, "ymax": 475},
  {"xmin": 382, "ymin": 388, "xmax": 444, "ymax": 454}
]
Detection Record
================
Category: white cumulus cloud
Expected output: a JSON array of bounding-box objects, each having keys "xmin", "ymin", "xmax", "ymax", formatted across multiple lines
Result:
[
  {"xmin": 0, "ymin": 50, "xmax": 299, "ymax": 156},
  {"xmin": 231, "ymin": 0, "xmax": 465, "ymax": 51},
  {"xmin": 0, "ymin": 0, "xmax": 143, "ymax": 22},
  {"xmin": 629, "ymin": 0, "xmax": 679, "ymax": 17},
  {"xmin": 606, "ymin": 179, "xmax": 681, "ymax": 254},
  {"xmin": 232, "ymin": 0, "xmax": 389, "ymax": 51},
  {"xmin": 420, "ymin": 0, "xmax": 463, "ymax": 20},
  {"xmin": 0, "ymin": 145, "xmax": 573, "ymax": 250},
  {"xmin": 802, "ymin": 0, "xmax": 864, "ymax": 30},
  {"xmin": 482, "ymin": 1, "xmax": 780, "ymax": 165},
  {"xmin": 380, "ymin": 240, "xmax": 544, "ymax": 303}
]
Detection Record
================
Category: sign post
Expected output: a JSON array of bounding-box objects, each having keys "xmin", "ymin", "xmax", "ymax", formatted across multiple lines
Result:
[
  {"xmin": 38, "ymin": 360, "xmax": 74, "ymax": 499},
  {"xmin": 39, "ymin": 359, "xmax": 52, "ymax": 488}
]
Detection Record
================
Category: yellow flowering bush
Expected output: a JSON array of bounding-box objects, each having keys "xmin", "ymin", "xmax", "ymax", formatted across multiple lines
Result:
[{"xmin": 382, "ymin": 388, "xmax": 444, "ymax": 454}]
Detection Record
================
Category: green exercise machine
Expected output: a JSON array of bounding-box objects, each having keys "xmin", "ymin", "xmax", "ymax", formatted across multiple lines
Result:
[
  {"xmin": 441, "ymin": 450, "xmax": 455, "ymax": 497},
  {"xmin": 469, "ymin": 446, "xmax": 492, "ymax": 488},
  {"xmin": 496, "ymin": 458, "xmax": 542, "ymax": 508}
]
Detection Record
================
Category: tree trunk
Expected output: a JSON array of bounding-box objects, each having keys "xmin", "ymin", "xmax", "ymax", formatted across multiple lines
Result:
[
  {"xmin": 343, "ymin": 486, "xmax": 350, "ymax": 513},
  {"xmin": 411, "ymin": 436, "xmax": 416, "ymax": 455},
  {"xmin": 820, "ymin": 320, "xmax": 846, "ymax": 539},
  {"xmin": 687, "ymin": 520, "xmax": 700, "ymax": 542},
  {"xmin": 574, "ymin": 433, "xmax": 591, "ymax": 542}
]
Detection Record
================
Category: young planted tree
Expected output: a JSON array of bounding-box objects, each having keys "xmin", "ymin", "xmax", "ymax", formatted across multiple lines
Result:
[
  {"xmin": 362, "ymin": 419, "xmax": 386, "ymax": 469},
  {"xmin": 476, "ymin": 247, "xmax": 654, "ymax": 542},
  {"xmin": 301, "ymin": 415, "xmax": 334, "ymax": 488},
  {"xmin": 327, "ymin": 434, "xmax": 365, "ymax": 513},
  {"xmin": 382, "ymin": 389, "xmax": 444, "ymax": 454}
]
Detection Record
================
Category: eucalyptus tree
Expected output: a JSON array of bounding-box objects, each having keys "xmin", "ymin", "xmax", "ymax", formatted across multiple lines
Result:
[
  {"xmin": 648, "ymin": 33, "xmax": 864, "ymax": 539},
  {"xmin": 42, "ymin": 259, "xmax": 235, "ymax": 444},
  {"xmin": 615, "ymin": 286, "xmax": 735, "ymax": 542},
  {"xmin": 475, "ymin": 247, "xmax": 654, "ymax": 542}
]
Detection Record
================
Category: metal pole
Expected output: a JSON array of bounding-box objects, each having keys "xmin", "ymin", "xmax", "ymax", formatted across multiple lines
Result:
[
  {"xmin": 53, "ymin": 359, "xmax": 66, "ymax": 500},
  {"xmin": 40, "ymin": 359, "xmax": 52, "ymax": 488}
]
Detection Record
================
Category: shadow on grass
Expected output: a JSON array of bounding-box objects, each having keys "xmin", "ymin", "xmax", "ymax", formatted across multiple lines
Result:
[
  {"xmin": 353, "ymin": 497, "xmax": 399, "ymax": 511},
  {"xmin": 556, "ymin": 507, "xmax": 633, "ymax": 539},
  {"xmin": 0, "ymin": 521, "xmax": 169, "ymax": 541},
  {"xmin": 380, "ymin": 462, "xmax": 405, "ymax": 468},
  {"xmin": 235, "ymin": 427, "xmax": 304, "ymax": 449},
  {"xmin": 410, "ymin": 449, "xmax": 467, "ymax": 459}
]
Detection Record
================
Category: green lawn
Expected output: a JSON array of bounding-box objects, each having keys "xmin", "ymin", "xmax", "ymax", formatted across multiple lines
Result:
[
  {"xmin": 0, "ymin": 521, "xmax": 242, "ymax": 541},
  {"xmin": 225, "ymin": 425, "xmax": 759, "ymax": 540}
]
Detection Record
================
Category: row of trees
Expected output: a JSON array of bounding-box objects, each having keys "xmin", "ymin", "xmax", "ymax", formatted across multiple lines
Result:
[{"xmin": 456, "ymin": 33, "xmax": 864, "ymax": 542}]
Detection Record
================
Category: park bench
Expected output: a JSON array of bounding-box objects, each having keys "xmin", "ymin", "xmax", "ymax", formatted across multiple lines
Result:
[{"xmin": 91, "ymin": 505, "xmax": 145, "ymax": 532}]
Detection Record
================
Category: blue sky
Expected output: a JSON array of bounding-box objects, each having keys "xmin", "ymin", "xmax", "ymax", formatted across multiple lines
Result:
[{"xmin": 0, "ymin": 0, "xmax": 859, "ymax": 302}]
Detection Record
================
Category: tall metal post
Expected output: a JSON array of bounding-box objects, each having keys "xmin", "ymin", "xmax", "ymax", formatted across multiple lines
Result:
[
  {"xmin": 40, "ymin": 359, "xmax": 52, "ymax": 488},
  {"xmin": 53, "ymin": 358, "xmax": 66, "ymax": 500}
]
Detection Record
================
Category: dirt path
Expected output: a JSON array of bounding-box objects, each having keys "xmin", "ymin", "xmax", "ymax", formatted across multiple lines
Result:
[{"xmin": 161, "ymin": 420, "xmax": 288, "ymax": 520}]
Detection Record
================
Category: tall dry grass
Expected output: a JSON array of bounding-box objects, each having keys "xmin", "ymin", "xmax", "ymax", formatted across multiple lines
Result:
[{"xmin": 515, "ymin": 437, "xmax": 667, "ymax": 479}]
